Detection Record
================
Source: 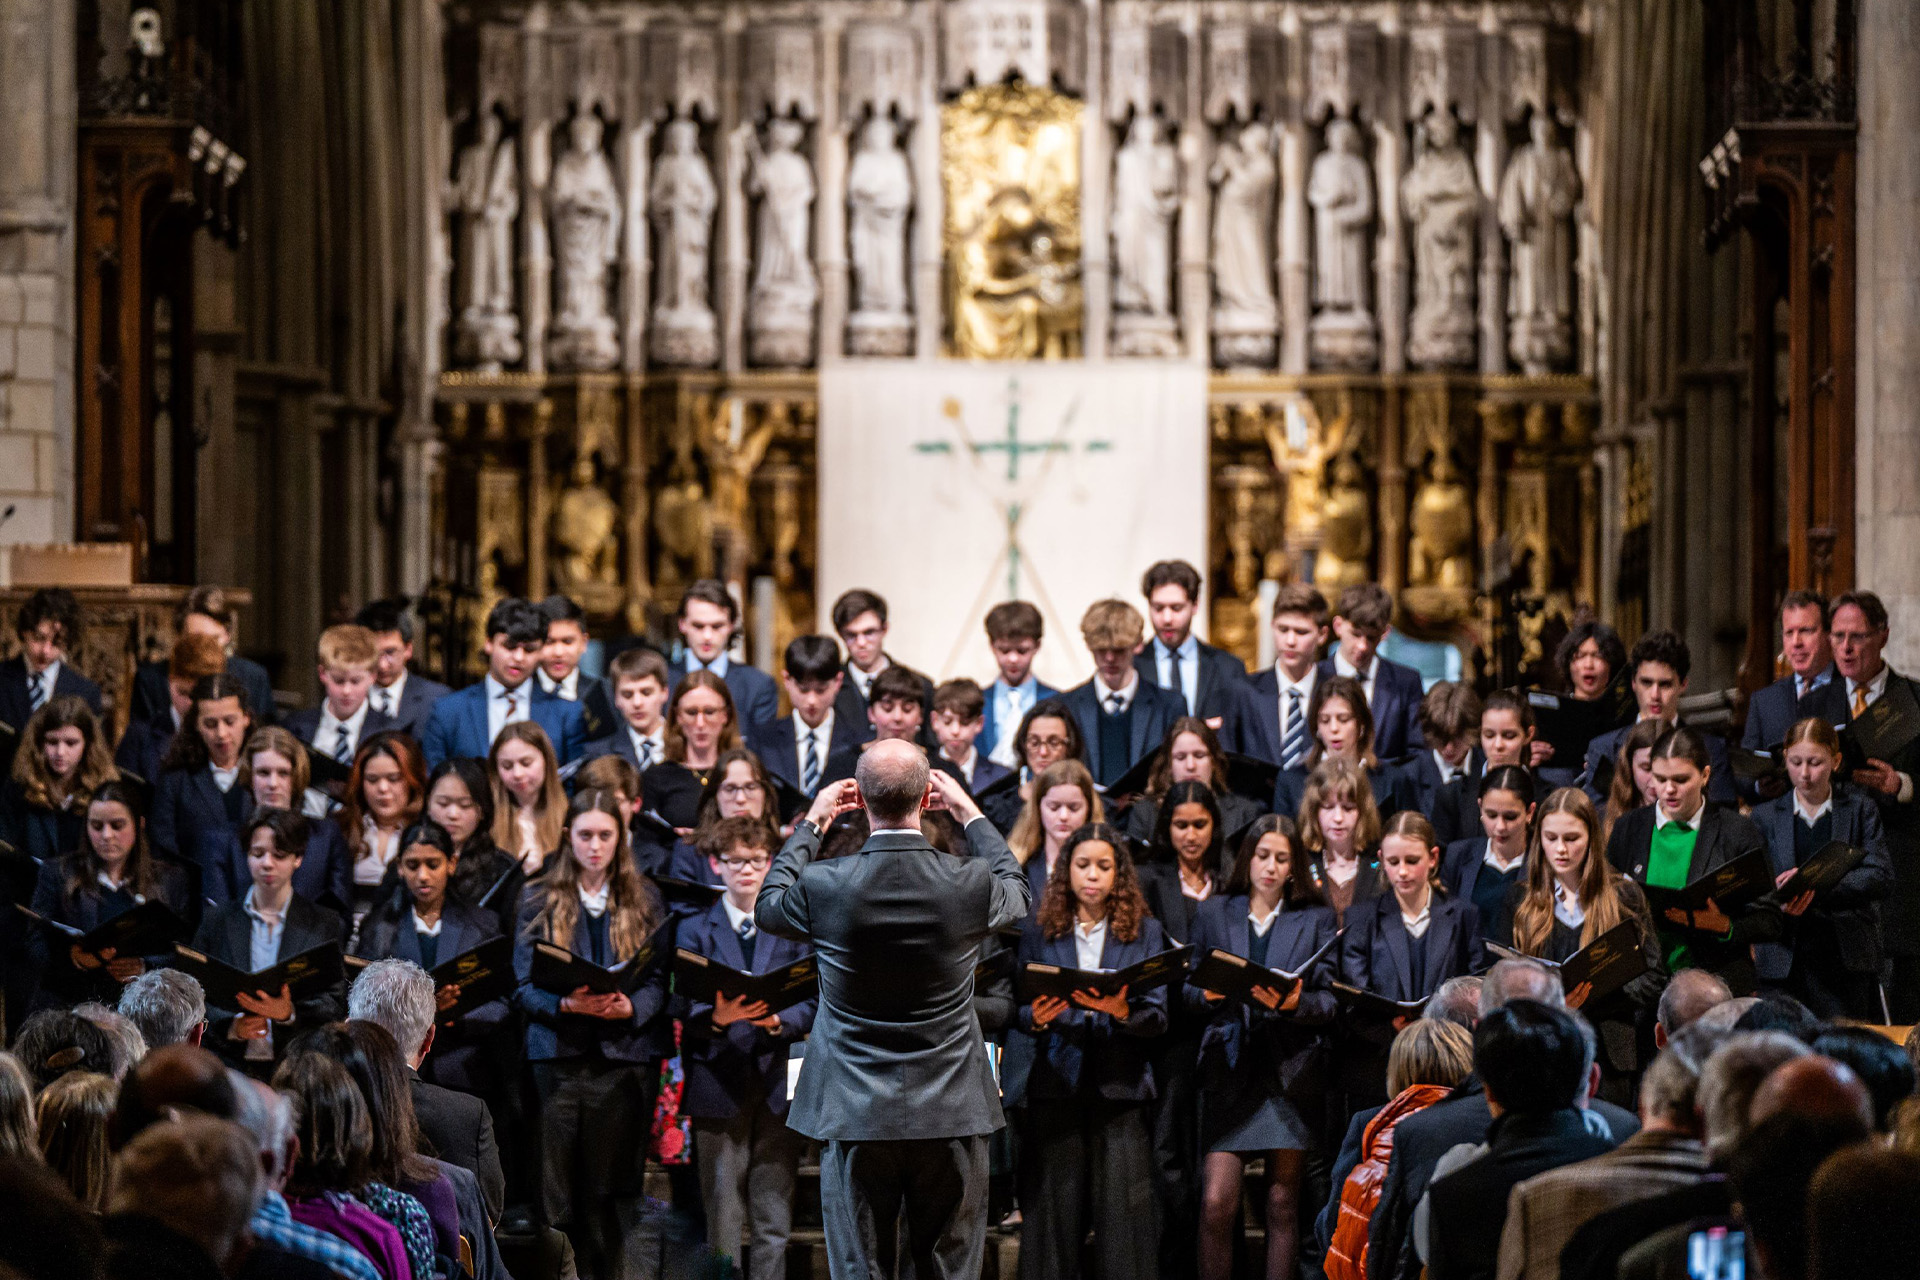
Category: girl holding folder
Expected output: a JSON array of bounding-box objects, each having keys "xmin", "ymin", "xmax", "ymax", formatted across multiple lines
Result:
[
  {"xmin": 1750, "ymin": 717, "xmax": 1895, "ymax": 1019},
  {"xmin": 512, "ymin": 788, "xmax": 669, "ymax": 1280},
  {"xmin": 1012, "ymin": 821, "xmax": 1168, "ymax": 1280},
  {"xmin": 1187, "ymin": 815, "xmax": 1337, "ymax": 1280}
]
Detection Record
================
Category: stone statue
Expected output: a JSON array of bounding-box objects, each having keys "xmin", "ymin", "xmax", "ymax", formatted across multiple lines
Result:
[
  {"xmin": 553, "ymin": 455, "xmax": 622, "ymax": 611},
  {"xmin": 1402, "ymin": 110, "xmax": 1479, "ymax": 369},
  {"xmin": 453, "ymin": 112, "xmax": 521, "ymax": 368},
  {"xmin": 650, "ymin": 119, "xmax": 719, "ymax": 367},
  {"xmin": 1209, "ymin": 120, "xmax": 1278, "ymax": 366},
  {"xmin": 547, "ymin": 111, "xmax": 621, "ymax": 371},
  {"xmin": 1499, "ymin": 113, "xmax": 1581, "ymax": 374},
  {"xmin": 1315, "ymin": 451, "xmax": 1374, "ymax": 590},
  {"xmin": 1306, "ymin": 118, "xmax": 1377, "ymax": 369},
  {"xmin": 846, "ymin": 115, "xmax": 913, "ymax": 355},
  {"xmin": 1110, "ymin": 114, "xmax": 1181, "ymax": 356},
  {"xmin": 745, "ymin": 118, "xmax": 819, "ymax": 367}
]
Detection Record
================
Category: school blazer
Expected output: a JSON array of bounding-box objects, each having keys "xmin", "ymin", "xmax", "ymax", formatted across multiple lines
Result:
[
  {"xmin": 1338, "ymin": 891, "xmax": 1487, "ymax": 1005},
  {"xmin": 1582, "ymin": 722, "xmax": 1736, "ymax": 808},
  {"xmin": 420, "ymin": 682, "xmax": 587, "ymax": 772},
  {"xmin": 205, "ymin": 807, "xmax": 352, "ymax": 913},
  {"xmin": 355, "ymin": 897, "xmax": 508, "ymax": 1087},
  {"xmin": 1316, "ymin": 655, "xmax": 1427, "ymax": 763},
  {"xmin": 0, "ymin": 656, "xmax": 102, "ymax": 732},
  {"xmin": 1132, "ymin": 640, "xmax": 1250, "ymax": 724},
  {"xmin": 26, "ymin": 856, "xmax": 194, "ymax": 1009},
  {"xmin": 1224, "ymin": 668, "xmax": 1290, "ymax": 765},
  {"xmin": 511, "ymin": 880, "xmax": 672, "ymax": 1064},
  {"xmin": 133, "ymin": 655, "xmax": 277, "ymax": 728},
  {"xmin": 1797, "ymin": 672, "xmax": 1920, "ymax": 945},
  {"xmin": 980, "ymin": 679, "xmax": 1060, "ymax": 762},
  {"xmin": 1749, "ymin": 785, "xmax": 1894, "ymax": 978},
  {"xmin": 1060, "ymin": 679, "xmax": 1186, "ymax": 785},
  {"xmin": 1439, "ymin": 838, "xmax": 1497, "ymax": 907},
  {"xmin": 673, "ymin": 899, "xmax": 816, "ymax": 1120},
  {"xmin": 151, "ymin": 765, "xmax": 242, "ymax": 874},
  {"xmin": 114, "ymin": 718, "xmax": 174, "ymax": 788},
  {"xmin": 1273, "ymin": 762, "xmax": 1415, "ymax": 822},
  {"xmin": 746, "ymin": 713, "xmax": 866, "ymax": 796},
  {"xmin": 670, "ymin": 658, "xmax": 781, "ymax": 735},
  {"xmin": 0, "ymin": 780, "xmax": 85, "ymax": 865},
  {"xmin": 1397, "ymin": 750, "xmax": 1482, "ymax": 833},
  {"xmin": 1008, "ymin": 915, "xmax": 1170, "ymax": 1105},
  {"xmin": 382, "ymin": 674, "xmax": 453, "ymax": 740},
  {"xmin": 189, "ymin": 893, "xmax": 348, "ymax": 1054},
  {"xmin": 1604, "ymin": 803, "xmax": 1780, "ymax": 987},
  {"xmin": 1185, "ymin": 895, "xmax": 1338, "ymax": 1106},
  {"xmin": 280, "ymin": 704, "xmax": 402, "ymax": 759},
  {"xmin": 1136, "ymin": 861, "xmax": 1217, "ymax": 946},
  {"xmin": 963, "ymin": 755, "xmax": 1015, "ymax": 796}
]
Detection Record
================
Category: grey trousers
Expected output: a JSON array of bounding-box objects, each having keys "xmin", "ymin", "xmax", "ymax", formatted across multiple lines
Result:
[
  {"xmin": 818, "ymin": 1134, "xmax": 991, "ymax": 1280},
  {"xmin": 693, "ymin": 1101, "xmax": 808, "ymax": 1280}
]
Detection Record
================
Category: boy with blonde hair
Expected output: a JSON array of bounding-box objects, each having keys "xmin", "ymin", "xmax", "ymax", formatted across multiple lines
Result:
[
  {"xmin": 286, "ymin": 624, "xmax": 396, "ymax": 765},
  {"xmin": 1062, "ymin": 598, "xmax": 1184, "ymax": 788}
]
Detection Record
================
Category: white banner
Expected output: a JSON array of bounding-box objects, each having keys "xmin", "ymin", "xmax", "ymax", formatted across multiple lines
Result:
[{"xmin": 818, "ymin": 361, "xmax": 1209, "ymax": 690}]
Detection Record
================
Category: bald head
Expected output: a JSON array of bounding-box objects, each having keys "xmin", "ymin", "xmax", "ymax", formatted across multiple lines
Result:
[
  {"xmin": 110, "ymin": 1043, "xmax": 236, "ymax": 1150},
  {"xmin": 1752, "ymin": 1055, "xmax": 1873, "ymax": 1131},
  {"xmin": 1478, "ymin": 959, "xmax": 1564, "ymax": 1017},
  {"xmin": 857, "ymin": 738, "xmax": 930, "ymax": 827},
  {"xmin": 1658, "ymin": 968, "xmax": 1733, "ymax": 1040}
]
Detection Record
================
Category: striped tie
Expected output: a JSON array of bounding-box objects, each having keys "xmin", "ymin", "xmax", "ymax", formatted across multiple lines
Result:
[
  {"xmin": 1281, "ymin": 687, "xmax": 1308, "ymax": 770},
  {"xmin": 333, "ymin": 731, "xmax": 354, "ymax": 764},
  {"xmin": 372, "ymin": 688, "xmax": 391, "ymax": 717},
  {"xmin": 800, "ymin": 730, "xmax": 821, "ymax": 794},
  {"xmin": 28, "ymin": 674, "xmax": 46, "ymax": 713},
  {"xmin": 637, "ymin": 737, "xmax": 655, "ymax": 772}
]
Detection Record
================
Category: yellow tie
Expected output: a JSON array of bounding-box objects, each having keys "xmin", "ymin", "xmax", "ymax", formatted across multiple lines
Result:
[{"xmin": 1852, "ymin": 684, "xmax": 1869, "ymax": 719}]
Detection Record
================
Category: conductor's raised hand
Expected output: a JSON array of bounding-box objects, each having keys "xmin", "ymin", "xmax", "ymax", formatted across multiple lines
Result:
[
  {"xmin": 926, "ymin": 769, "xmax": 983, "ymax": 826},
  {"xmin": 805, "ymin": 778, "xmax": 864, "ymax": 829}
]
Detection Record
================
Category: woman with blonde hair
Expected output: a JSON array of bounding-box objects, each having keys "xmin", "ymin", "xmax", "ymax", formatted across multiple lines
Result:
[
  {"xmin": 1600, "ymin": 716, "xmax": 1668, "ymax": 842},
  {"xmin": 36, "ymin": 1069, "xmax": 116, "ymax": 1211},
  {"xmin": 0, "ymin": 695, "xmax": 119, "ymax": 863},
  {"xmin": 1295, "ymin": 758, "xmax": 1384, "ymax": 927},
  {"xmin": 490, "ymin": 720, "xmax": 568, "ymax": 876},
  {"xmin": 1007, "ymin": 758, "xmax": 1105, "ymax": 911}
]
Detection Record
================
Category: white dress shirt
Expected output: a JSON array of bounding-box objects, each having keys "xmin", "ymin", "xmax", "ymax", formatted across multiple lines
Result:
[
  {"xmin": 579, "ymin": 882, "xmax": 610, "ymax": 917},
  {"xmin": 315, "ymin": 700, "xmax": 371, "ymax": 762},
  {"xmin": 1794, "ymin": 792, "xmax": 1834, "ymax": 825},
  {"xmin": 1073, "ymin": 916, "xmax": 1109, "ymax": 970},
  {"xmin": 722, "ymin": 896, "xmax": 756, "ymax": 938},
  {"xmin": 947, "ymin": 746, "xmax": 982, "ymax": 788},
  {"xmin": 1334, "ymin": 651, "xmax": 1377, "ymax": 708},
  {"xmin": 1653, "ymin": 801, "xmax": 1704, "ymax": 833},
  {"xmin": 686, "ymin": 651, "xmax": 733, "ymax": 679},
  {"xmin": 28, "ymin": 659, "xmax": 59, "ymax": 708},
  {"xmin": 485, "ymin": 674, "xmax": 532, "ymax": 745},
  {"xmin": 1276, "ymin": 666, "xmax": 1318, "ymax": 742},
  {"xmin": 1551, "ymin": 880, "xmax": 1587, "ymax": 930},
  {"xmin": 96, "ymin": 871, "xmax": 144, "ymax": 904},
  {"xmin": 1093, "ymin": 672, "xmax": 1139, "ymax": 714},
  {"xmin": 1846, "ymin": 666, "xmax": 1915, "ymax": 802},
  {"xmin": 849, "ymin": 657, "xmax": 890, "ymax": 703},
  {"xmin": 988, "ymin": 679, "xmax": 1041, "ymax": 767},
  {"xmin": 539, "ymin": 667, "xmax": 582, "ymax": 701},
  {"xmin": 1432, "ymin": 749, "xmax": 1465, "ymax": 788},
  {"xmin": 210, "ymin": 763, "xmax": 241, "ymax": 793},
  {"xmin": 371, "ymin": 669, "xmax": 408, "ymax": 720},
  {"xmin": 793, "ymin": 710, "xmax": 836, "ymax": 773},
  {"xmin": 1248, "ymin": 904, "xmax": 1279, "ymax": 938},
  {"xmin": 356, "ymin": 819, "xmax": 402, "ymax": 885},
  {"xmin": 626, "ymin": 725, "xmax": 665, "ymax": 772},
  {"xmin": 1400, "ymin": 894, "xmax": 1433, "ymax": 940},
  {"xmin": 411, "ymin": 909, "xmax": 444, "ymax": 938},
  {"xmin": 1155, "ymin": 635, "xmax": 1201, "ymax": 712}
]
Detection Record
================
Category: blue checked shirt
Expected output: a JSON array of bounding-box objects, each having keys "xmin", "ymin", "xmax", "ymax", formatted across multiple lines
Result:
[{"xmin": 251, "ymin": 1191, "xmax": 383, "ymax": 1280}]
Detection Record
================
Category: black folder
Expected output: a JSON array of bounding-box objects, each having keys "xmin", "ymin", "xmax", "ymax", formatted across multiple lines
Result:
[
  {"xmin": 653, "ymin": 875, "xmax": 724, "ymax": 910},
  {"xmin": 1729, "ymin": 746, "xmax": 1787, "ymax": 789},
  {"xmin": 1330, "ymin": 982, "xmax": 1429, "ymax": 1020},
  {"xmin": 1528, "ymin": 681, "xmax": 1634, "ymax": 771},
  {"xmin": 1640, "ymin": 848, "xmax": 1775, "ymax": 920},
  {"xmin": 1768, "ymin": 840, "xmax": 1871, "ymax": 902},
  {"xmin": 671, "ymin": 949, "xmax": 818, "ymax": 1013},
  {"xmin": 1188, "ymin": 929, "xmax": 1342, "ymax": 1003},
  {"xmin": 1486, "ymin": 919, "xmax": 1646, "ymax": 1004},
  {"xmin": 1018, "ymin": 945, "xmax": 1195, "ymax": 1002},
  {"xmin": 17, "ymin": 899, "xmax": 190, "ymax": 959},
  {"xmin": 474, "ymin": 864, "xmax": 521, "ymax": 911},
  {"xmin": 1843, "ymin": 679, "xmax": 1920, "ymax": 770},
  {"xmin": 527, "ymin": 923, "xmax": 670, "ymax": 997},
  {"xmin": 172, "ymin": 941, "xmax": 345, "ymax": 1008}
]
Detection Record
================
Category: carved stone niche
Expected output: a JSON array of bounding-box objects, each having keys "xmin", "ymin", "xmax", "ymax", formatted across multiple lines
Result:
[
  {"xmin": 1505, "ymin": 23, "xmax": 1579, "ymax": 125},
  {"xmin": 1305, "ymin": 25, "xmax": 1382, "ymax": 372},
  {"xmin": 1108, "ymin": 23, "xmax": 1186, "ymax": 125},
  {"xmin": 643, "ymin": 27, "xmax": 721, "ymax": 369},
  {"xmin": 842, "ymin": 22, "xmax": 918, "ymax": 125},
  {"xmin": 1304, "ymin": 24, "xmax": 1380, "ymax": 130},
  {"xmin": 941, "ymin": 0, "xmax": 1085, "ymax": 94},
  {"xmin": 744, "ymin": 24, "xmax": 819, "ymax": 124},
  {"xmin": 643, "ymin": 25, "xmax": 720, "ymax": 125},
  {"xmin": 1204, "ymin": 25, "xmax": 1285, "ymax": 129},
  {"xmin": 743, "ymin": 25, "xmax": 821, "ymax": 368},
  {"xmin": 1406, "ymin": 24, "xmax": 1480, "ymax": 128},
  {"xmin": 1205, "ymin": 26, "xmax": 1284, "ymax": 368}
]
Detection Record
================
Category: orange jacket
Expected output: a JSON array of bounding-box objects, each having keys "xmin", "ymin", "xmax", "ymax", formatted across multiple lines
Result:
[{"xmin": 1324, "ymin": 1082, "xmax": 1454, "ymax": 1280}]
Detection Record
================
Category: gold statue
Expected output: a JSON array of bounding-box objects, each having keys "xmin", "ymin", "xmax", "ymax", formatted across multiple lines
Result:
[
  {"xmin": 943, "ymin": 82, "xmax": 1084, "ymax": 360},
  {"xmin": 552, "ymin": 455, "xmax": 622, "ymax": 612},
  {"xmin": 1408, "ymin": 452, "xmax": 1475, "ymax": 590},
  {"xmin": 1315, "ymin": 452, "xmax": 1374, "ymax": 590}
]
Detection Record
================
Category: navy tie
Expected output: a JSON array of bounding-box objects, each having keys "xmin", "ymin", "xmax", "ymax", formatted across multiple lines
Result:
[
  {"xmin": 801, "ymin": 730, "xmax": 821, "ymax": 794},
  {"xmin": 1281, "ymin": 688, "xmax": 1308, "ymax": 770}
]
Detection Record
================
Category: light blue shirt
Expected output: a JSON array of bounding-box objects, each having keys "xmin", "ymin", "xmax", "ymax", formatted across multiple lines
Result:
[
  {"xmin": 1155, "ymin": 634, "xmax": 1200, "ymax": 712},
  {"xmin": 686, "ymin": 650, "xmax": 732, "ymax": 679},
  {"xmin": 243, "ymin": 887, "xmax": 288, "ymax": 973}
]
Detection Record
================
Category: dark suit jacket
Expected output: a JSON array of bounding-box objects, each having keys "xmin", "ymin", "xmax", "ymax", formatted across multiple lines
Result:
[
  {"xmin": 1186, "ymin": 895, "xmax": 1337, "ymax": 1110},
  {"xmin": 746, "ymin": 713, "xmax": 866, "ymax": 796},
  {"xmin": 1317, "ymin": 655, "xmax": 1427, "ymax": 762},
  {"xmin": 409, "ymin": 1069, "xmax": 506, "ymax": 1221},
  {"xmin": 980, "ymin": 679, "xmax": 1059, "ymax": 762},
  {"xmin": 1749, "ymin": 783, "xmax": 1893, "ymax": 978},
  {"xmin": 674, "ymin": 899, "xmax": 816, "ymax": 1120},
  {"xmin": 0, "ymin": 656, "xmax": 102, "ymax": 732},
  {"xmin": 510, "ymin": 879, "xmax": 671, "ymax": 1063},
  {"xmin": 1225, "ymin": 668, "xmax": 1288, "ymax": 765},
  {"xmin": 1133, "ymin": 639, "xmax": 1249, "ymax": 723},
  {"xmin": 379, "ymin": 673, "xmax": 452, "ymax": 740},
  {"xmin": 1605, "ymin": 802, "xmax": 1779, "ymax": 990},
  {"xmin": 353, "ymin": 898, "xmax": 509, "ymax": 1089},
  {"xmin": 280, "ymin": 703, "xmax": 401, "ymax": 761},
  {"xmin": 754, "ymin": 815, "xmax": 1030, "ymax": 1141},
  {"xmin": 1797, "ymin": 670, "xmax": 1920, "ymax": 949},
  {"xmin": 0, "ymin": 779, "xmax": 85, "ymax": 864},
  {"xmin": 960, "ymin": 754, "xmax": 1014, "ymax": 796},
  {"xmin": 420, "ymin": 682, "xmax": 587, "ymax": 771},
  {"xmin": 204, "ymin": 809, "xmax": 351, "ymax": 912},
  {"xmin": 1366, "ymin": 1080, "xmax": 1640, "ymax": 1280},
  {"xmin": 1398, "ymin": 749, "xmax": 1482, "ymax": 833},
  {"xmin": 1061, "ymin": 679, "xmax": 1186, "ymax": 787},
  {"xmin": 1007, "ymin": 916, "xmax": 1170, "ymax": 1105},
  {"xmin": 671, "ymin": 657, "xmax": 781, "ymax": 734},
  {"xmin": 1137, "ymin": 861, "xmax": 1214, "ymax": 945},
  {"xmin": 133, "ymin": 655, "xmax": 275, "ymax": 727},
  {"xmin": 1582, "ymin": 721, "xmax": 1736, "ymax": 807},
  {"xmin": 151, "ymin": 766, "xmax": 243, "ymax": 875},
  {"xmin": 1338, "ymin": 890, "xmax": 1487, "ymax": 1005},
  {"xmin": 1425, "ymin": 1108, "xmax": 1620, "ymax": 1280},
  {"xmin": 26, "ymin": 856, "xmax": 194, "ymax": 1009},
  {"xmin": 188, "ymin": 893, "xmax": 347, "ymax": 1060},
  {"xmin": 1743, "ymin": 668, "xmax": 1832, "ymax": 752},
  {"xmin": 113, "ymin": 717, "xmax": 173, "ymax": 786}
]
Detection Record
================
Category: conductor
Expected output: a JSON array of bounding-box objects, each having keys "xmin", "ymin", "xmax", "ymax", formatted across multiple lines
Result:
[{"xmin": 756, "ymin": 737, "xmax": 1031, "ymax": 1279}]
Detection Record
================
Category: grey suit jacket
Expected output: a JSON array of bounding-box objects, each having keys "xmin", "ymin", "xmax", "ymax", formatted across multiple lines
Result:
[{"xmin": 755, "ymin": 815, "xmax": 1030, "ymax": 1141}]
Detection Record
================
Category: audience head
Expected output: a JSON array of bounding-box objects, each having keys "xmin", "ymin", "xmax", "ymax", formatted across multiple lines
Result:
[
  {"xmin": 1751, "ymin": 1055, "xmax": 1874, "ymax": 1131},
  {"xmin": 108, "ymin": 1044, "xmax": 237, "ymax": 1151},
  {"xmin": 0, "ymin": 1052, "xmax": 37, "ymax": 1161},
  {"xmin": 856, "ymin": 737, "xmax": 930, "ymax": 827},
  {"xmin": 286, "ymin": 1022, "xmax": 438, "ymax": 1189},
  {"xmin": 346, "ymin": 959, "xmax": 437, "ymax": 1069},
  {"xmin": 1387, "ymin": 1018, "xmax": 1475, "ymax": 1096},
  {"xmin": 1655, "ymin": 968, "xmax": 1732, "ymax": 1047},
  {"xmin": 1698, "ymin": 1031, "xmax": 1811, "ymax": 1164},
  {"xmin": 1692, "ymin": 994, "xmax": 1760, "ymax": 1032},
  {"xmin": 1806, "ymin": 1145, "xmax": 1920, "ymax": 1280},
  {"xmin": 1730, "ymin": 1104, "xmax": 1872, "ymax": 1280},
  {"xmin": 1477, "ymin": 958, "xmax": 1566, "ymax": 1018},
  {"xmin": 1473, "ymin": 1000, "xmax": 1591, "ymax": 1117},
  {"xmin": 0, "ymin": 1156, "xmax": 104, "ymax": 1280},
  {"xmin": 273, "ymin": 1053, "xmax": 373, "ymax": 1197},
  {"xmin": 1639, "ymin": 1021, "xmax": 1729, "ymax": 1135},
  {"xmin": 69, "ymin": 1005, "xmax": 145, "ymax": 1081},
  {"xmin": 15, "ymin": 1010, "xmax": 116, "ymax": 1090},
  {"xmin": 1809, "ymin": 1026, "xmax": 1915, "ymax": 1132},
  {"xmin": 36, "ymin": 1070, "xmax": 115, "ymax": 1210},
  {"xmin": 225, "ymin": 1072, "xmax": 297, "ymax": 1193},
  {"xmin": 1733, "ymin": 992, "xmax": 1821, "ymax": 1044},
  {"xmin": 107, "ymin": 1114, "xmax": 263, "ymax": 1270},
  {"xmin": 1422, "ymin": 976, "xmax": 1483, "ymax": 1028}
]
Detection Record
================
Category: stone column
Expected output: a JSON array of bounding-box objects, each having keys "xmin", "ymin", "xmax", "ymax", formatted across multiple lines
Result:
[
  {"xmin": 1080, "ymin": 14, "xmax": 1110, "ymax": 362},
  {"xmin": 816, "ymin": 12, "xmax": 848, "ymax": 367},
  {"xmin": 1177, "ymin": 13, "xmax": 1209, "ymax": 366},
  {"xmin": 1277, "ymin": 14, "xmax": 1310, "ymax": 374},
  {"xmin": 911, "ymin": 5, "xmax": 941, "ymax": 360},
  {"xmin": 1857, "ymin": 0, "xmax": 1920, "ymax": 667},
  {"xmin": 520, "ymin": 5, "xmax": 552, "ymax": 375},
  {"xmin": 719, "ymin": 9, "xmax": 748, "ymax": 374},
  {"xmin": 397, "ymin": 0, "xmax": 445, "ymax": 594},
  {"xmin": 0, "ymin": 0, "xmax": 76, "ymax": 543}
]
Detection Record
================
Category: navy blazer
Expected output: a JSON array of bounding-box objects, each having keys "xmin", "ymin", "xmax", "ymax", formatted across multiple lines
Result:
[
  {"xmin": 980, "ymin": 679, "xmax": 1060, "ymax": 762},
  {"xmin": 1133, "ymin": 639, "xmax": 1249, "ymax": 724},
  {"xmin": 376, "ymin": 673, "xmax": 452, "ymax": 740},
  {"xmin": 673, "ymin": 899, "xmax": 816, "ymax": 1120},
  {"xmin": 1316, "ymin": 655, "xmax": 1427, "ymax": 763},
  {"xmin": 420, "ymin": 682, "xmax": 587, "ymax": 772},
  {"xmin": 0, "ymin": 656, "xmax": 103, "ymax": 731},
  {"xmin": 1186, "ymin": 895, "xmax": 1337, "ymax": 1107},
  {"xmin": 203, "ymin": 810, "xmax": 352, "ymax": 913},
  {"xmin": 671, "ymin": 658, "xmax": 781, "ymax": 735},
  {"xmin": 1397, "ymin": 750, "xmax": 1481, "ymax": 830},
  {"xmin": 26, "ymin": 856, "xmax": 194, "ymax": 1010},
  {"xmin": 0, "ymin": 780, "xmax": 85, "ymax": 865},
  {"xmin": 511, "ymin": 880, "xmax": 671, "ymax": 1063},
  {"xmin": 746, "ymin": 713, "xmax": 866, "ymax": 797},
  {"xmin": 189, "ymin": 892, "xmax": 348, "ymax": 1061},
  {"xmin": 1439, "ymin": 838, "xmax": 1496, "ymax": 907},
  {"xmin": 113, "ymin": 718, "xmax": 174, "ymax": 786},
  {"xmin": 1008, "ymin": 914, "xmax": 1169, "ymax": 1105},
  {"xmin": 354, "ymin": 897, "xmax": 508, "ymax": 1088},
  {"xmin": 151, "ymin": 766, "xmax": 245, "ymax": 877},
  {"xmin": 1749, "ymin": 784, "xmax": 1893, "ymax": 979},
  {"xmin": 962, "ymin": 754, "xmax": 1015, "ymax": 796},
  {"xmin": 1605, "ymin": 802, "xmax": 1779, "ymax": 991},
  {"xmin": 281, "ymin": 703, "xmax": 402, "ymax": 761},
  {"xmin": 1582, "ymin": 722, "xmax": 1736, "ymax": 808},
  {"xmin": 1338, "ymin": 890, "xmax": 1486, "ymax": 1006},
  {"xmin": 827, "ymin": 657, "xmax": 935, "ymax": 747},
  {"xmin": 133, "ymin": 656, "xmax": 275, "ymax": 728},
  {"xmin": 1744, "ymin": 669, "xmax": 1832, "ymax": 753},
  {"xmin": 1273, "ymin": 761, "xmax": 1415, "ymax": 821},
  {"xmin": 1061, "ymin": 679, "xmax": 1186, "ymax": 787}
]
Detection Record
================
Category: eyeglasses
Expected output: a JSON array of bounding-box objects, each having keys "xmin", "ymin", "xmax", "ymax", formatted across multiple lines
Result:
[
  {"xmin": 1830, "ymin": 631, "xmax": 1880, "ymax": 646},
  {"xmin": 719, "ymin": 856, "xmax": 771, "ymax": 870},
  {"xmin": 719, "ymin": 782, "xmax": 764, "ymax": 798},
  {"xmin": 1026, "ymin": 735, "xmax": 1069, "ymax": 751}
]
